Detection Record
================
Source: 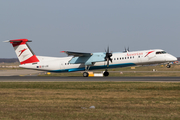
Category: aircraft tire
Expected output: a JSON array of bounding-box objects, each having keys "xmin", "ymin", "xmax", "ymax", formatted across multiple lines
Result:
[
  {"xmin": 83, "ymin": 72, "xmax": 89, "ymax": 77},
  {"xmin": 103, "ymin": 71, "xmax": 109, "ymax": 77},
  {"xmin": 166, "ymin": 65, "xmax": 171, "ymax": 68}
]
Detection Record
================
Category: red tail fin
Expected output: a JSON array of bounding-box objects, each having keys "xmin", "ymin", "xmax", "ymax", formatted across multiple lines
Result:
[{"xmin": 8, "ymin": 39, "xmax": 39, "ymax": 64}]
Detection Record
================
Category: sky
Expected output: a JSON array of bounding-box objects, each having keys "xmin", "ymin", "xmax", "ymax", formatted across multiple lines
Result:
[{"xmin": 0, "ymin": 0, "xmax": 180, "ymax": 58}]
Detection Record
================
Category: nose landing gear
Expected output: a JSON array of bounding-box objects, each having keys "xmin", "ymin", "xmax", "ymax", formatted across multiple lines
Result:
[{"xmin": 166, "ymin": 64, "xmax": 171, "ymax": 68}]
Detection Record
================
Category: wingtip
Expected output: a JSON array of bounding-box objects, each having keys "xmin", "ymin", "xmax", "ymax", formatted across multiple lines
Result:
[{"xmin": 3, "ymin": 40, "xmax": 10, "ymax": 43}]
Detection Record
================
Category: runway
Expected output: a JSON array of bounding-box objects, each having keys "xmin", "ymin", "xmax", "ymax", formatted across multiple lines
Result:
[{"xmin": 0, "ymin": 76, "xmax": 180, "ymax": 82}]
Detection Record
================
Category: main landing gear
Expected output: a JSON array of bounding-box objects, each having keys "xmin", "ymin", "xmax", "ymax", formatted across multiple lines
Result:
[
  {"xmin": 83, "ymin": 71, "xmax": 109, "ymax": 77},
  {"xmin": 83, "ymin": 46, "xmax": 112, "ymax": 77},
  {"xmin": 83, "ymin": 72, "xmax": 89, "ymax": 77},
  {"xmin": 83, "ymin": 67, "xmax": 110, "ymax": 77},
  {"xmin": 83, "ymin": 65, "xmax": 90, "ymax": 77},
  {"xmin": 103, "ymin": 70, "xmax": 109, "ymax": 77}
]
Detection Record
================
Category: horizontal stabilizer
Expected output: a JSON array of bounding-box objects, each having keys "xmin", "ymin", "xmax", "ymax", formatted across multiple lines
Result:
[{"xmin": 4, "ymin": 39, "xmax": 32, "ymax": 43}]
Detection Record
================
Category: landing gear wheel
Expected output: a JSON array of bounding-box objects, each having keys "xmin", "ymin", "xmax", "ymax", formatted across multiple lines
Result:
[
  {"xmin": 103, "ymin": 71, "xmax": 109, "ymax": 77},
  {"xmin": 166, "ymin": 64, "xmax": 171, "ymax": 68},
  {"xmin": 83, "ymin": 72, "xmax": 89, "ymax": 77}
]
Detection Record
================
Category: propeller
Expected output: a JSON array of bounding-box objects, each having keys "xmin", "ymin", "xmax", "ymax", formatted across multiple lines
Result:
[
  {"xmin": 124, "ymin": 47, "xmax": 127, "ymax": 52},
  {"xmin": 123, "ymin": 47, "xmax": 130, "ymax": 52},
  {"xmin": 127, "ymin": 47, "xmax": 130, "ymax": 52},
  {"xmin": 105, "ymin": 46, "xmax": 112, "ymax": 67}
]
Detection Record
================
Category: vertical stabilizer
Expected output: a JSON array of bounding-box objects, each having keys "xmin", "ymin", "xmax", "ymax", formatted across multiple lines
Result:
[{"xmin": 6, "ymin": 39, "xmax": 39, "ymax": 64}]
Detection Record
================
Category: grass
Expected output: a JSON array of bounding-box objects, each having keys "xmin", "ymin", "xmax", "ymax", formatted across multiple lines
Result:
[{"xmin": 0, "ymin": 82, "xmax": 180, "ymax": 120}]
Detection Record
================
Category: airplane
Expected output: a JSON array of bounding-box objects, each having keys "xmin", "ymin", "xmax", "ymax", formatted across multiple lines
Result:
[{"xmin": 4, "ymin": 39, "xmax": 177, "ymax": 77}]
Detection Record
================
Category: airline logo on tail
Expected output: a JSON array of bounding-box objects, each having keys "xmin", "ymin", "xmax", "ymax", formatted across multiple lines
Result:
[{"xmin": 19, "ymin": 48, "xmax": 28, "ymax": 57}]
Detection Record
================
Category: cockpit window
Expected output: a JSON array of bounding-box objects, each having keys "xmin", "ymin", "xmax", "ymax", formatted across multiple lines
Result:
[{"xmin": 156, "ymin": 51, "xmax": 166, "ymax": 54}]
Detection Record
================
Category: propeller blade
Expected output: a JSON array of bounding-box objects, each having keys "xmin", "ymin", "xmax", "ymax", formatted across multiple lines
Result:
[
  {"xmin": 105, "ymin": 46, "xmax": 113, "ymax": 68},
  {"xmin": 107, "ymin": 58, "xmax": 109, "ymax": 67},
  {"xmin": 109, "ymin": 58, "xmax": 112, "ymax": 63}
]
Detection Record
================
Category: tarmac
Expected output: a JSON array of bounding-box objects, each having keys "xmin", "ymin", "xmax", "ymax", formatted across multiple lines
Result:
[{"xmin": 0, "ymin": 69, "xmax": 180, "ymax": 82}]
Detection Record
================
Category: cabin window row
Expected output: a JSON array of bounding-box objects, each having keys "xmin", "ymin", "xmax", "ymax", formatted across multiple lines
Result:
[
  {"xmin": 65, "ymin": 56, "xmax": 137, "ymax": 65},
  {"xmin": 113, "ymin": 56, "xmax": 135, "ymax": 60}
]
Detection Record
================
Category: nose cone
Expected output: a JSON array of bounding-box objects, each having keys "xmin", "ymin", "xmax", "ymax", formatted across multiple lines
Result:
[
  {"xmin": 172, "ymin": 56, "xmax": 178, "ymax": 61},
  {"xmin": 166, "ymin": 54, "xmax": 177, "ymax": 62}
]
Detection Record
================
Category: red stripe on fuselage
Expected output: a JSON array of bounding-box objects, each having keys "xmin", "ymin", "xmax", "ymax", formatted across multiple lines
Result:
[
  {"xmin": 20, "ymin": 55, "xmax": 39, "ymax": 64},
  {"xmin": 145, "ymin": 51, "xmax": 154, "ymax": 57}
]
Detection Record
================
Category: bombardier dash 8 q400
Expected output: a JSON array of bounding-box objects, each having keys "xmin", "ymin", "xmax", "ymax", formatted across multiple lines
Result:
[{"xmin": 5, "ymin": 39, "xmax": 177, "ymax": 77}]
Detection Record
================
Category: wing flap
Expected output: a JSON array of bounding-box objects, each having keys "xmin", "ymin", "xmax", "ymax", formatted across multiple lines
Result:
[
  {"xmin": 69, "ymin": 53, "xmax": 106, "ymax": 65},
  {"xmin": 61, "ymin": 51, "xmax": 93, "ymax": 57}
]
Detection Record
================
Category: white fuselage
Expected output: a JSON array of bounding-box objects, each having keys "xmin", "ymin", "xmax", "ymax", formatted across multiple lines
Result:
[{"xmin": 19, "ymin": 49, "xmax": 177, "ymax": 72}]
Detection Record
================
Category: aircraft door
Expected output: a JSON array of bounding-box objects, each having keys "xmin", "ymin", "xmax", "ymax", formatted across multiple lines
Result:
[
  {"xmin": 60, "ymin": 61, "xmax": 65, "ymax": 70},
  {"xmin": 148, "ymin": 52, "xmax": 156, "ymax": 59},
  {"xmin": 137, "ymin": 56, "xmax": 142, "ymax": 63},
  {"xmin": 144, "ymin": 51, "xmax": 156, "ymax": 62}
]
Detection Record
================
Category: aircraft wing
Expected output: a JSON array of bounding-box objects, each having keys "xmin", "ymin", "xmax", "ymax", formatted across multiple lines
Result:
[
  {"xmin": 61, "ymin": 51, "xmax": 105, "ymax": 65},
  {"xmin": 61, "ymin": 51, "xmax": 93, "ymax": 57}
]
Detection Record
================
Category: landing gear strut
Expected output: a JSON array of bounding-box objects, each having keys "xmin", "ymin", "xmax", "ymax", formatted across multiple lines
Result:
[{"xmin": 83, "ymin": 65, "xmax": 90, "ymax": 77}]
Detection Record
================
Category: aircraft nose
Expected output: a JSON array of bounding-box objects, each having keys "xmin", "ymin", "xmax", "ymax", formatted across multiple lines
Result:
[
  {"xmin": 166, "ymin": 55, "xmax": 177, "ymax": 62},
  {"xmin": 172, "ymin": 56, "xmax": 178, "ymax": 61}
]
